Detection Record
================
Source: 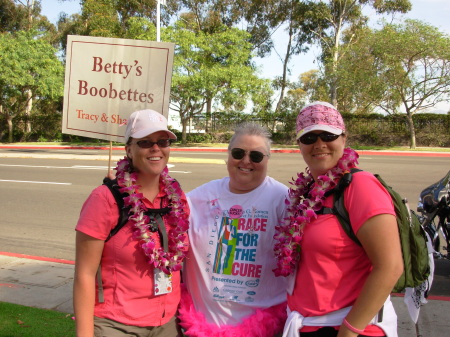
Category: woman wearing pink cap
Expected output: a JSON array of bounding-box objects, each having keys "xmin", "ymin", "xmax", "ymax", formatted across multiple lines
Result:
[
  {"xmin": 73, "ymin": 109, "xmax": 189, "ymax": 337},
  {"xmin": 274, "ymin": 102, "xmax": 403, "ymax": 337}
]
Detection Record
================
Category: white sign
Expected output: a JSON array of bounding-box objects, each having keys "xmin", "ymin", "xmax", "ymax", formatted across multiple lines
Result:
[{"xmin": 62, "ymin": 35, "xmax": 174, "ymax": 143}]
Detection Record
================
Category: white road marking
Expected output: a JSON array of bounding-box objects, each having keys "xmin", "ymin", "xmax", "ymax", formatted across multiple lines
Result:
[
  {"xmin": 0, "ymin": 179, "xmax": 72, "ymax": 185},
  {"xmin": 0, "ymin": 163, "xmax": 180, "ymax": 170},
  {"xmin": 0, "ymin": 164, "xmax": 191, "ymax": 187}
]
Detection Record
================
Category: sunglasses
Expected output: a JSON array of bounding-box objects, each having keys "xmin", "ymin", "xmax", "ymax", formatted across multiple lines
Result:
[
  {"xmin": 135, "ymin": 139, "xmax": 173, "ymax": 148},
  {"xmin": 298, "ymin": 132, "xmax": 341, "ymax": 145},
  {"xmin": 230, "ymin": 148, "xmax": 268, "ymax": 163}
]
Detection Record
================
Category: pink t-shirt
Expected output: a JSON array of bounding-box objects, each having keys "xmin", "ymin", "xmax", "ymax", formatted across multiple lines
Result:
[
  {"xmin": 287, "ymin": 171, "xmax": 395, "ymax": 335},
  {"xmin": 76, "ymin": 183, "xmax": 189, "ymax": 327}
]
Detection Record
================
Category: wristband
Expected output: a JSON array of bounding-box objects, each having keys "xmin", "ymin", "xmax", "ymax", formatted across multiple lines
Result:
[{"xmin": 343, "ymin": 318, "xmax": 365, "ymax": 335}]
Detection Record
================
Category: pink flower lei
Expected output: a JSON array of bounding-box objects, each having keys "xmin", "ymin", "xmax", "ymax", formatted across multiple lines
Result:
[
  {"xmin": 115, "ymin": 157, "xmax": 189, "ymax": 275},
  {"xmin": 273, "ymin": 147, "xmax": 359, "ymax": 277}
]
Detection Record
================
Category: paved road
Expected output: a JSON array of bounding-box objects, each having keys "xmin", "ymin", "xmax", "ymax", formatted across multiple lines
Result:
[{"xmin": 0, "ymin": 148, "xmax": 448, "ymax": 259}]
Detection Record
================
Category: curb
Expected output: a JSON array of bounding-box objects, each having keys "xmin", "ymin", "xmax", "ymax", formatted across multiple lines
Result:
[
  {"xmin": 1, "ymin": 144, "xmax": 449, "ymax": 156},
  {"xmin": 0, "ymin": 251, "xmax": 74, "ymax": 265}
]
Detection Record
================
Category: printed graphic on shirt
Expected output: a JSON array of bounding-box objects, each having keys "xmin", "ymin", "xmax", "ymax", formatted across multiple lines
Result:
[
  {"xmin": 207, "ymin": 202, "xmax": 269, "ymax": 302},
  {"xmin": 213, "ymin": 216, "xmax": 238, "ymax": 274}
]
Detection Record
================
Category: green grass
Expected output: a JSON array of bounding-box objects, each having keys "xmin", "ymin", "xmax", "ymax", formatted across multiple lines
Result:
[{"xmin": 0, "ymin": 302, "xmax": 75, "ymax": 337}]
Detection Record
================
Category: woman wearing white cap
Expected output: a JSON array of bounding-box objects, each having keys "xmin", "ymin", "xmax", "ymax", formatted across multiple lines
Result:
[
  {"xmin": 74, "ymin": 109, "xmax": 189, "ymax": 337},
  {"xmin": 275, "ymin": 102, "xmax": 403, "ymax": 337}
]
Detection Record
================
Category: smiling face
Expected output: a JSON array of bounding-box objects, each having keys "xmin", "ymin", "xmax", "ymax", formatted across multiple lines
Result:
[
  {"xmin": 125, "ymin": 131, "xmax": 170, "ymax": 179},
  {"xmin": 298, "ymin": 130, "xmax": 347, "ymax": 180},
  {"xmin": 227, "ymin": 134, "xmax": 269, "ymax": 194}
]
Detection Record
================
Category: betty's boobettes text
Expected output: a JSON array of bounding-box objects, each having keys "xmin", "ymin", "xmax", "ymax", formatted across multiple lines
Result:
[{"xmin": 77, "ymin": 57, "xmax": 154, "ymax": 104}]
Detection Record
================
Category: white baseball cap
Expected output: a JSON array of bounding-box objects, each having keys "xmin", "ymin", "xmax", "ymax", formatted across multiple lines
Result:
[{"xmin": 125, "ymin": 109, "xmax": 177, "ymax": 143}]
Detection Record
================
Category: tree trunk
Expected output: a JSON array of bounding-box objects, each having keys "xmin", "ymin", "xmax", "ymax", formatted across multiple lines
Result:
[
  {"xmin": 181, "ymin": 116, "xmax": 188, "ymax": 144},
  {"xmin": 205, "ymin": 98, "xmax": 212, "ymax": 133},
  {"xmin": 405, "ymin": 112, "xmax": 416, "ymax": 149},
  {"xmin": 27, "ymin": 0, "xmax": 35, "ymax": 30},
  {"xmin": 26, "ymin": 89, "xmax": 33, "ymax": 133},
  {"xmin": 7, "ymin": 114, "xmax": 13, "ymax": 143},
  {"xmin": 330, "ymin": 6, "xmax": 344, "ymax": 109},
  {"xmin": 0, "ymin": 105, "xmax": 3, "ymax": 141},
  {"xmin": 329, "ymin": 46, "xmax": 339, "ymax": 108},
  {"xmin": 274, "ymin": 23, "xmax": 294, "ymax": 114}
]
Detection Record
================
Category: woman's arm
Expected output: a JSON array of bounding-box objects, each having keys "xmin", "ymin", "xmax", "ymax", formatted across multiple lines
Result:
[
  {"xmin": 73, "ymin": 231, "xmax": 104, "ymax": 337},
  {"xmin": 337, "ymin": 213, "xmax": 403, "ymax": 337}
]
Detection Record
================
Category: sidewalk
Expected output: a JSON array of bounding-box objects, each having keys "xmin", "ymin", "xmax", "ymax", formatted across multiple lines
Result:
[
  {"xmin": 1, "ymin": 251, "xmax": 449, "ymax": 336},
  {"xmin": 0, "ymin": 252, "xmax": 74, "ymax": 314}
]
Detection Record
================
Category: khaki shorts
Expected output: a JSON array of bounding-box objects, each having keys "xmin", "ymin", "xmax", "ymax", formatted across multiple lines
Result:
[{"xmin": 94, "ymin": 315, "xmax": 182, "ymax": 337}]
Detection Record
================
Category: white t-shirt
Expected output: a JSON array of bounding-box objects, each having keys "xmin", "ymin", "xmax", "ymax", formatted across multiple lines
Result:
[{"xmin": 184, "ymin": 176, "xmax": 289, "ymax": 327}]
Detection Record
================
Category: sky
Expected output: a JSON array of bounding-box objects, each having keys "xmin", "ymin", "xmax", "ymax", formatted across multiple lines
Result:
[
  {"xmin": 40, "ymin": 0, "xmax": 450, "ymax": 113},
  {"xmin": 263, "ymin": 0, "xmax": 450, "ymax": 78}
]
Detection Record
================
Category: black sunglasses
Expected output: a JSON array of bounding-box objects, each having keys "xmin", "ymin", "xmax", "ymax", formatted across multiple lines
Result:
[
  {"xmin": 135, "ymin": 139, "xmax": 174, "ymax": 148},
  {"xmin": 230, "ymin": 148, "xmax": 268, "ymax": 163},
  {"xmin": 298, "ymin": 132, "xmax": 341, "ymax": 145}
]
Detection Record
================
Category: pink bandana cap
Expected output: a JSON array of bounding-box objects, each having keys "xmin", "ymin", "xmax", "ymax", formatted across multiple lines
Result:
[{"xmin": 296, "ymin": 101, "xmax": 345, "ymax": 140}]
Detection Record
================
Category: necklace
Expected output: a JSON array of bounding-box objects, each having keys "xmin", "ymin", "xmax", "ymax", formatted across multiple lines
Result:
[
  {"xmin": 273, "ymin": 148, "xmax": 359, "ymax": 277},
  {"xmin": 115, "ymin": 157, "xmax": 189, "ymax": 275}
]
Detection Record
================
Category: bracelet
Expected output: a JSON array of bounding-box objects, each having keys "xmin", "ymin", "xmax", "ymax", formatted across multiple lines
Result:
[{"xmin": 343, "ymin": 318, "xmax": 365, "ymax": 335}]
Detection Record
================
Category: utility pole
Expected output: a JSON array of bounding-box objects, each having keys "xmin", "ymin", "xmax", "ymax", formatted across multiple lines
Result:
[{"xmin": 157, "ymin": 0, "xmax": 167, "ymax": 42}]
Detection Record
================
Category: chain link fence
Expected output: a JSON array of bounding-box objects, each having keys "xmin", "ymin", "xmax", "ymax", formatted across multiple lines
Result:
[{"xmin": 1, "ymin": 111, "xmax": 449, "ymax": 147}]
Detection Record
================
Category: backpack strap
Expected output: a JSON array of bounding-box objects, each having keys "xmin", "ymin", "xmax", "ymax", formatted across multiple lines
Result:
[
  {"xmin": 102, "ymin": 177, "xmax": 131, "ymax": 242},
  {"xmin": 102, "ymin": 178, "xmax": 173, "ymax": 240},
  {"xmin": 317, "ymin": 168, "xmax": 362, "ymax": 246},
  {"xmin": 97, "ymin": 177, "xmax": 129, "ymax": 303}
]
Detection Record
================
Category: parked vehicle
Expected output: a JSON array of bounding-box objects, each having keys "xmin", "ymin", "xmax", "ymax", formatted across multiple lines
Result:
[{"xmin": 417, "ymin": 171, "xmax": 450, "ymax": 259}]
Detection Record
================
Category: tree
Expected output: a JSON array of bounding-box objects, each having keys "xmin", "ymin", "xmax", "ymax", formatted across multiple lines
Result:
[
  {"xmin": 56, "ymin": 0, "xmax": 318, "ymax": 123},
  {"xmin": 338, "ymin": 20, "xmax": 450, "ymax": 148},
  {"xmin": 173, "ymin": 0, "xmax": 248, "ymax": 132},
  {"xmin": 218, "ymin": 0, "xmax": 316, "ymax": 114},
  {"xmin": 55, "ymin": 0, "xmax": 180, "ymax": 56},
  {"xmin": 231, "ymin": 1, "xmax": 324, "ymax": 113},
  {"xmin": 1, "ymin": 0, "xmax": 54, "ymax": 33},
  {"xmin": 0, "ymin": 1, "xmax": 59, "ymax": 137},
  {"xmin": 375, "ymin": 20, "xmax": 450, "ymax": 148},
  {"xmin": 304, "ymin": 0, "xmax": 411, "ymax": 107},
  {"xmin": 0, "ymin": 31, "xmax": 64, "ymax": 142},
  {"xmin": 164, "ymin": 21, "xmax": 266, "ymax": 142},
  {"xmin": 329, "ymin": 25, "xmax": 393, "ymax": 114},
  {"xmin": 0, "ymin": 0, "xmax": 28, "ymax": 32},
  {"xmin": 264, "ymin": 0, "xmax": 317, "ymax": 115},
  {"xmin": 80, "ymin": 0, "xmax": 121, "ymax": 37},
  {"xmin": 175, "ymin": 1, "xmax": 318, "ymax": 117},
  {"xmin": 297, "ymin": 69, "xmax": 329, "ymax": 104}
]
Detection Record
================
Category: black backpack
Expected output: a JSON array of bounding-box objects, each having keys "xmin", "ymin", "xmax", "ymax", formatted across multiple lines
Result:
[
  {"xmin": 102, "ymin": 178, "xmax": 171, "ymax": 242},
  {"xmin": 319, "ymin": 169, "xmax": 430, "ymax": 293}
]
